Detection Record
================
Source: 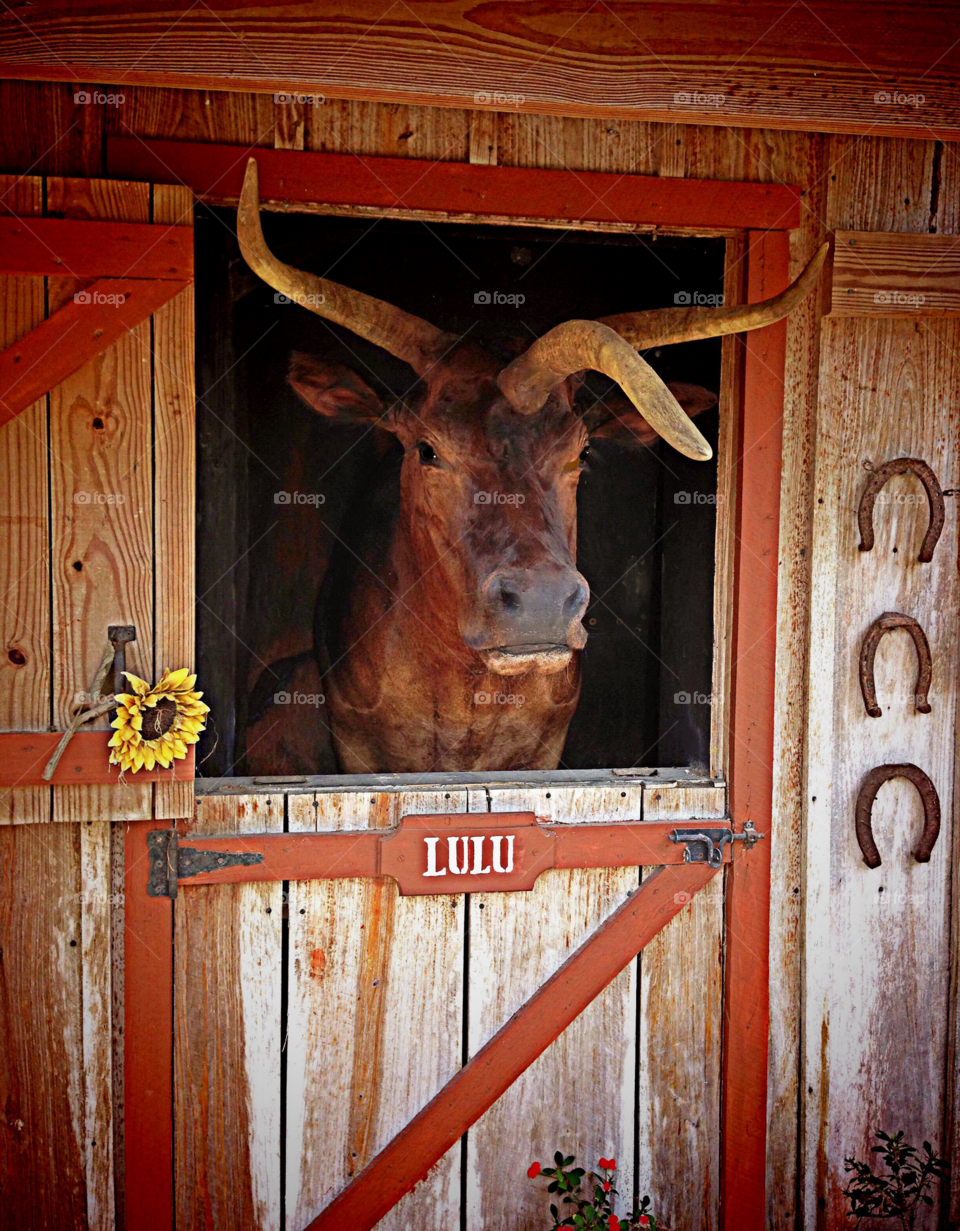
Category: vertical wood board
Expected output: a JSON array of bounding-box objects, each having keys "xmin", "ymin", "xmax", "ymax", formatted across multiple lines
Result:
[
  {"xmin": 466, "ymin": 785, "xmax": 641, "ymax": 1231},
  {"xmin": 176, "ymin": 794, "xmax": 283, "ymax": 1231},
  {"xmin": 285, "ymin": 789, "xmax": 465, "ymax": 1231}
]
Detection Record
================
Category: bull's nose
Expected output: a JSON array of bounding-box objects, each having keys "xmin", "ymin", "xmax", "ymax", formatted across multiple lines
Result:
[{"xmin": 484, "ymin": 568, "xmax": 589, "ymax": 644}]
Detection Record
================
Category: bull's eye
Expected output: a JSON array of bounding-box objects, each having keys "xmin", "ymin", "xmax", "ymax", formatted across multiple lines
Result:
[
  {"xmin": 579, "ymin": 446, "xmax": 591, "ymax": 463},
  {"xmin": 416, "ymin": 441, "xmax": 439, "ymax": 465}
]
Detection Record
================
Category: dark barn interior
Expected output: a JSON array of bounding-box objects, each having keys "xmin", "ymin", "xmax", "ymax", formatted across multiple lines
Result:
[{"xmin": 195, "ymin": 208, "xmax": 723, "ymax": 778}]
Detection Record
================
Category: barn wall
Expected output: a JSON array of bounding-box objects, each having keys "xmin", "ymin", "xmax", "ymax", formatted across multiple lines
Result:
[{"xmin": 0, "ymin": 78, "xmax": 956, "ymax": 1229}]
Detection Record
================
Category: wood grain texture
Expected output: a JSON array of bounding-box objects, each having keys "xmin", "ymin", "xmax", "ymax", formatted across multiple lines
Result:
[
  {"xmin": 467, "ymin": 785, "xmax": 641, "ymax": 1231},
  {"xmin": 0, "ymin": 823, "xmax": 86, "ymax": 1229},
  {"xmin": 80, "ymin": 819, "xmax": 115, "ymax": 1231},
  {"xmin": 763, "ymin": 132, "xmax": 827, "ymax": 1231},
  {"xmin": 47, "ymin": 177, "xmax": 154, "ymax": 823},
  {"xmin": 1, "ymin": 3, "xmax": 959, "ymax": 139},
  {"xmin": 285, "ymin": 789, "xmax": 464, "ymax": 1231},
  {"xmin": 176, "ymin": 794, "xmax": 283, "ymax": 1231},
  {"xmin": 710, "ymin": 233, "xmax": 745, "ymax": 781},
  {"xmin": 152, "ymin": 182, "xmax": 196, "ymax": 821},
  {"xmin": 0, "ymin": 173, "xmax": 49, "ymax": 826},
  {"xmin": 123, "ymin": 818, "xmax": 174, "ymax": 1231},
  {"xmin": 803, "ymin": 317, "xmax": 960, "ymax": 1229},
  {"xmin": 639, "ymin": 786, "xmax": 724, "ymax": 1231},
  {"xmin": 831, "ymin": 231, "xmax": 960, "ymax": 316}
]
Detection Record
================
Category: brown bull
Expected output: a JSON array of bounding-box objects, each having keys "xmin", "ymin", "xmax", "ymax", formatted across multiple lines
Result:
[{"xmin": 239, "ymin": 159, "xmax": 825, "ymax": 773}]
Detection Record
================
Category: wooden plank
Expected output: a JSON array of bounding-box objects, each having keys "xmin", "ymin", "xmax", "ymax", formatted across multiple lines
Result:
[
  {"xmin": 105, "ymin": 138, "xmax": 801, "ymax": 231},
  {"xmin": 176, "ymin": 794, "xmax": 283, "ymax": 1231},
  {"xmin": 467, "ymin": 786, "xmax": 641, "ymax": 1231},
  {"xmin": 162, "ymin": 816, "xmax": 720, "ymax": 889},
  {"xmin": 124, "ymin": 818, "xmax": 174, "ymax": 1231},
  {"xmin": 0, "ymin": 823, "xmax": 87, "ymax": 1226},
  {"xmin": 0, "ymin": 173, "xmax": 49, "ymax": 826},
  {"xmin": 710, "ymin": 233, "xmax": 745, "ymax": 779},
  {"xmin": 0, "ymin": 275, "xmax": 189, "ymax": 429},
  {"xmin": 764, "ymin": 132, "xmax": 828, "ymax": 1231},
  {"xmin": 285, "ymin": 789, "xmax": 464, "ymax": 1231},
  {"xmin": 719, "ymin": 230, "xmax": 788, "ymax": 1231},
  {"xmin": 0, "ymin": 215, "xmax": 193, "ymax": 280},
  {"xmin": 80, "ymin": 820, "xmax": 115, "ymax": 1231},
  {"xmin": 310, "ymin": 859, "xmax": 718, "ymax": 1231},
  {"xmin": 3, "ymin": 4, "xmax": 960, "ymax": 140},
  {"xmin": 831, "ymin": 231, "xmax": 960, "ymax": 316},
  {"xmin": 152, "ymin": 182, "xmax": 196, "ymax": 821},
  {"xmin": 47, "ymin": 177, "xmax": 155, "ymax": 825},
  {"xmin": 0, "ymin": 732, "xmax": 195, "ymax": 787},
  {"xmin": 639, "ymin": 785, "xmax": 725, "ymax": 1231},
  {"xmin": 803, "ymin": 317, "xmax": 959, "ymax": 1230}
]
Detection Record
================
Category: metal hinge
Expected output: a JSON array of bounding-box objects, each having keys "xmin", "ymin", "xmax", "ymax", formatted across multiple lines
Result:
[
  {"xmin": 669, "ymin": 820, "xmax": 765, "ymax": 868},
  {"xmin": 147, "ymin": 828, "xmax": 265, "ymax": 898}
]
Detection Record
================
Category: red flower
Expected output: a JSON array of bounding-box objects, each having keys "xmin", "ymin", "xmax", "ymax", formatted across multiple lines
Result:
[
  {"xmin": 639, "ymin": 1217, "xmax": 650, "ymax": 1226},
  {"xmin": 527, "ymin": 1161, "xmax": 541, "ymax": 1179},
  {"xmin": 598, "ymin": 1157, "xmax": 617, "ymax": 1171},
  {"xmin": 602, "ymin": 1180, "xmax": 611, "ymax": 1191},
  {"xmin": 608, "ymin": 1217, "xmax": 620, "ymax": 1231}
]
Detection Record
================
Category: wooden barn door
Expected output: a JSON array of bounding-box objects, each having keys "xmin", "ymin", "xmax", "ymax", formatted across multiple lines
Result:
[
  {"xmin": 0, "ymin": 173, "xmax": 194, "ymax": 1227},
  {"xmin": 124, "ymin": 227, "xmax": 787, "ymax": 1231},
  {"xmin": 170, "ymin": 780, "xmax": 726, "ymax": 1231}
]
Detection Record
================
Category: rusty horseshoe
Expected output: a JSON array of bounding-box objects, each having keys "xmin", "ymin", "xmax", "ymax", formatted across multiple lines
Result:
[
  {"xmin": 858, "ymin": 612, "xmax": 932, "ymax": 717},
  {"xmin": 854, "ymin": 763, "xmax": 941, "ymax": 869},
  {"xmin": 858, "ymin": 457, "xmax": 945, "ymax": 563}
]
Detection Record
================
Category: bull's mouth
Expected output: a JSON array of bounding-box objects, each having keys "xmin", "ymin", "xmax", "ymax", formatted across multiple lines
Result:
[{"xmin": 479, "ymin": 644, "xmax": 574, "ymax": 676}]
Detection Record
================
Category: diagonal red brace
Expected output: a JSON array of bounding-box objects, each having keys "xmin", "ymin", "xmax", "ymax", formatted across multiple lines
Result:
[
  {"xmin": 305, "ymin": 860, "xmax": 718, "ymax": 1231},
  {"xmin": 0, "ymin": 276, "xmax": 190, "ymax": 428}
]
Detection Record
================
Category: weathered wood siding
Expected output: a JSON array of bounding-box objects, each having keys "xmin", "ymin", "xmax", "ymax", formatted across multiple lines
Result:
[
  {"xmin": 0, "ymin": 80, "xmax": 958, "ymax": 1229},
  {"xmin": 0, "ymin": 164, "xmax": 195, "ymax": 1225}
]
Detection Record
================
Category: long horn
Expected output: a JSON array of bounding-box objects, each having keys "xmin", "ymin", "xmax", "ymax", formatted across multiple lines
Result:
[
  {"xmin": 237, "ymin": 158, "xmax": 456, "ymax": 374},
  {"xmin": 498, "ymin": 321, "xmax": 713, "ymax": 461},
  {"xmin": 599, "ymin": 242, "xmax": 829, "ymax": 349}
]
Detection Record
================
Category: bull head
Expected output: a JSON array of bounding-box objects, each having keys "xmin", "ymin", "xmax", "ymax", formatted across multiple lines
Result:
[{"xmin": 238, "ymin": 158, "xmax": 826, "ymax": 677}]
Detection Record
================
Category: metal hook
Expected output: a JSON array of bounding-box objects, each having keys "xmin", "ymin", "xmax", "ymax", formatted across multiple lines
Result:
[
  {"xmin": 857, "ymin": 457, "xmax": 945, "ymax": 563},
  {"xmin": 858, "ymin": 612, "xmax": 932, "ymax": 717},
  {"xmin": 854, "ymin": 763, "xmax": 941, "ymax": 869}
]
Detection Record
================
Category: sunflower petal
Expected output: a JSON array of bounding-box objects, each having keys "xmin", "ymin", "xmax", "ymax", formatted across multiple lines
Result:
[{"xmin": 121, "ymin": 672, "xmax": 150, "ymax": 696}]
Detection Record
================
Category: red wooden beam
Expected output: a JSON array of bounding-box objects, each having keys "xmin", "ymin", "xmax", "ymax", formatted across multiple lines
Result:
[
  {"xmin": 305, "ymin": 860, "xmax": 719, "ymax": 1231},
  {"xmin": 124, "ymin": 819, "xmax": 175, "ymax": 1231},
  {"xmin": 106, "ymin": 137, "xmax": 801, "ymax": 232},
  {"xmin": 0, "ymin": 277, "xmax": 190, "ymax": 428},
  {"xmin": 718, "ymin": 230, "xmax": 788, "ymax": 1229},
  {"xmin": 0, "ymin": 216, "xmax": 193, "ymax": 280},
  {"xmin": 157, "ymin": 812, "xmax": 732, "ymax": 894},
  {"xmin": 0, "ymin": 732, "xmax": 194, "ymax": 786}
]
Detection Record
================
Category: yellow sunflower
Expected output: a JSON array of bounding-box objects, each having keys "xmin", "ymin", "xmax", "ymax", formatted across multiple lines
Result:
[{"xmin": 108, "ymin": 668, "xmax": 209, "ymax": 773}]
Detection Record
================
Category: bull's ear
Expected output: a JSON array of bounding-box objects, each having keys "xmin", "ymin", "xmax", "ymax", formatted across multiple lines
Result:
[
  {"xmin": 288, "ymin": 353, "xmax": 386, "ymax": 424},
  {"xmin": 585, "ymin": 382, "xmax": 717, "ymax": 447}
]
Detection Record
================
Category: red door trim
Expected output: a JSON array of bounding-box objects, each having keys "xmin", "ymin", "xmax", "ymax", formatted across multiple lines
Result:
[
  {"xmin": 718, "ymin": 229, "xmax": 789, "ymax": 1228},
  {"xmin": 105, "ymin": 137, "xmax": 801, "ymax": 233},
  {"xmin": 124, "ymin": 820, "xmax": 175, "ymax": 1230}
]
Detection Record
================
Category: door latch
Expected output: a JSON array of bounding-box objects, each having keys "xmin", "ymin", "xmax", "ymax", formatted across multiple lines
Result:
[{"xmin": 669, "ymin": 821, "xmax": 764, "ymax": 868}]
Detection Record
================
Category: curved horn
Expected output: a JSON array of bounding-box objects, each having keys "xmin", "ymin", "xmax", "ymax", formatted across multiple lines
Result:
[
  {"xmin": 599, "ymin": 242, "xmax": 829, "ymax": 349},
  {"xmin": 237, "ymin": 158, "xmax": 456, "ymax": 374},
  {"xmin": 498, "ymin": 320, "xmax": 712, "ymax": 461}
]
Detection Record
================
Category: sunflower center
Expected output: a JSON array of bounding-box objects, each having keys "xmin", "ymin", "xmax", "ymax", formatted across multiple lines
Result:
[{"xmin": 141, "ymin": 697, "xmax": 178, "ymax": 740}]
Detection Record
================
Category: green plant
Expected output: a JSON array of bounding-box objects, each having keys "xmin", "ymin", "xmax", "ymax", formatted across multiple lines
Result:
[
  {"xmin": 526, "ymin": 1152, "xmax": 657, "ymax": 1230},
  {"xmin": 842, "ymin": 1130, "xmax": 947, "ymax": 1229}
]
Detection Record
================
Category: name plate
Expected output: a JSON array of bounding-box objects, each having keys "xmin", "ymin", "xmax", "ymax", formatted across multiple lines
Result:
[{"xmin": 379, "ymin": 812, "xmax": 554, "ymax": 896}]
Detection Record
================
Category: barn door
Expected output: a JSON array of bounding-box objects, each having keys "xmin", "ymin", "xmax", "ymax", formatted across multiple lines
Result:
[
  {"xmin": 0, "ymin": 173, "xmax": 195, "ymax": 1226},
  {"xmin": 123, "ymin": 229, "xmax": 786, "ymax": 1231},
  {"xmin": 155, "ymin": 779, "xmax": 727, "ymax": 1231}
]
